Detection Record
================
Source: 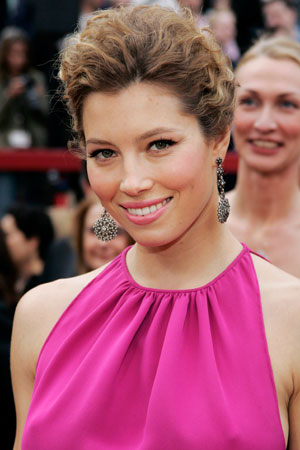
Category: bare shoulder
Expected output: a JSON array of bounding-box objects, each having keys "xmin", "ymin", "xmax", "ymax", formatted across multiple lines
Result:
[{"xmin": 13, "ymin": 264, "xmax": 109, "ymax": 372}]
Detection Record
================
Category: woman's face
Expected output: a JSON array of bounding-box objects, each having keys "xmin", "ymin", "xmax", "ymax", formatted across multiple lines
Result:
[
  {"xmin": 84, "ymin": 82, "xmax": 226, "ymax": 247},
  {"xmin": 234, "ymin": 56, "xmax": 300, "ymax": 174},
  {"xmin": 6, "ymin": 40, "xmax": 28, "ymax": 74},
  {"xmin": 1, "ymin": 214, "xmax": 35, "ymax": 267},
  {"xmin": 82, "ymin": 203, "xmax": 130, "ymax": 270}
]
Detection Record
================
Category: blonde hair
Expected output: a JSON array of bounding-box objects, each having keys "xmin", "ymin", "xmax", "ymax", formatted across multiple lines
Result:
[
  {"xmin": 59, "ymin": 5, "xmax": 235, "ymax": 155},
  {"xmin": 236, "ymin": 35, "xmax": 300, "ymax": 72}
]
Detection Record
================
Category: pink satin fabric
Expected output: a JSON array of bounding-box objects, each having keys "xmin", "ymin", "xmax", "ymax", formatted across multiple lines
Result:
[{"xmin": 22, "ymin": 244, "xmax": 285, "ymax": 449}]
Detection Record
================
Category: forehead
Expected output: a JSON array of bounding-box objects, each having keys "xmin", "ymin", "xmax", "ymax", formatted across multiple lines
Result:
[
  {"xmin": 82, "ymin": 82, "xmax": 197, "ymax": 138},
  {"xmin": 264, "ymin": 1, "xmax": 289, "ymax": 13},
  {"xmin": 236, "ymin": 56, "xmax": 300, "ymax": 95}
]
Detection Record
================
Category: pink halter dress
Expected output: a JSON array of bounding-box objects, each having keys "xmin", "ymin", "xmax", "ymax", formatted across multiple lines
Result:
[{"xmin": 22, "ymin": 244, "xmax": 285, "ymax": 449}]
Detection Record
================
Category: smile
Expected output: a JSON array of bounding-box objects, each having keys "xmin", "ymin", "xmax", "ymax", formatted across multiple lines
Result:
[
  {"xmin": 127, "ymin": 198, "xmax": 172, "ymax": 216},
  {"xmin": 250, "ymin": 139, "xmax": 282, "ymax": 149},
  {"xmin": 121, "ymin": 197, "xmax": 173, "ymax": 225}
]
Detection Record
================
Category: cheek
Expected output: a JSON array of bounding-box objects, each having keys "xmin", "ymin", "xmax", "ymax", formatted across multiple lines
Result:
[
  {"xmin": 281, "ymin": 118, "xmax": 300, "ymax": 140},
  {"xmin": 87, "ymin": 165, "xmax": 118, "ymax": 202},
  {"xmin": 162, "ymin": 148, "xmax": 207, "ymax": 191}
]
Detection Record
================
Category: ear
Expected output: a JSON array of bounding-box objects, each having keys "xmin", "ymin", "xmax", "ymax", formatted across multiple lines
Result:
[{"xmin": 210, "ymin": 128, "xmax": 231, "ymax": 166}]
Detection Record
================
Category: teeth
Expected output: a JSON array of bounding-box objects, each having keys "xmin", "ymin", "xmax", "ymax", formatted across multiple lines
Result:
[
  {"xmin": 127, "ymin": 198, "xmax": 170, "ymax": 216},
  {"xmin": 252, "ymin": 140, "xmax": 279, "ymax": 149}
]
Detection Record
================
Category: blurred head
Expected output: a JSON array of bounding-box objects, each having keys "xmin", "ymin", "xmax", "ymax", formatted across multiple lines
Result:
[
  {"xmin": 262, "ymin": 0, "xmax": 298, "ymax": 37},
  {"xmin": 0, "ymin": 27, "xmax": 30, "ymax": 78},
  {"xmin": 212, "ymin": 0, "xmax": 231, "ymax": 10},
  {"xmin": 1, "ymin": 205, "xmax": 55, "ymax": 268},
  {"xmin": 74, "ymin": 197, "xmax": 133, "ymax": 273},
  {"xmin": 209, "ymin": 9, "xmax": 237, "ymax": 45},
  {"xmin": 59, "ymin": 5, "xmax": 235, "ymax": 154},
  {"xmin": 178, "ymin": 0, "xmax": 203, "ymax": 15},
  {"xmin": 234, "ymin": 36, "xmax": 300, "ymax": 174}
]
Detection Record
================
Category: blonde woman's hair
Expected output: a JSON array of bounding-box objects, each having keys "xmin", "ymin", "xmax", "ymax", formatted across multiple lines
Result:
[{"xmin": 236, "ymin": 35, "xmax": 300, "ymax": 73}]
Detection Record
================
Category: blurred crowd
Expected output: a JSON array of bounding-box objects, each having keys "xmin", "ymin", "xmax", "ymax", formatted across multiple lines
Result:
[{"xmin": 0, "ymin": 0, "xmax": 300, "ymax": 448}]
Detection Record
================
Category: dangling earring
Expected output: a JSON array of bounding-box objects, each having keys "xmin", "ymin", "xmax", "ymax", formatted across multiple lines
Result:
[
  {"xmin": 93, "ymin": 209, "xmax": 118, "ymax": 241},
  {"xmin": 216, "ymin": 157, "xmax": 230, "ymax": 223}
]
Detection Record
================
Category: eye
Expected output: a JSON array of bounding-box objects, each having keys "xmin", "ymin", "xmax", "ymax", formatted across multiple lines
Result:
[
  {"xmin": 88, "ymin": 149, "xmax": 116, "ymax": 160},
  {"xmin": 149, "ymin": 139, "xmax": 175, "ymax": 151},
  {"xmin": 238, "ymin": 97, "xmax": 256, "ymax": 107},
  {"xmin": 280, "ymin": 100, "xmax": 298, "ymax": 109}
]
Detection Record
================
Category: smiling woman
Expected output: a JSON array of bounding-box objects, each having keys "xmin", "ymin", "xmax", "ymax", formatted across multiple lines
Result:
[
  {"xmin": 228, "ymin": 36, "xmax": 300, "ymax": 278},
  {"xmin": 10, "ymin": 6, "xmax": 300, "ymax": 450}
]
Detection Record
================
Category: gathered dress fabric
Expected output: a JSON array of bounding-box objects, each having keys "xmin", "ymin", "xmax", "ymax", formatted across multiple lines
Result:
[{"xmin": 22, "ymin": 244, "xmax": 285, "ymax": 450}]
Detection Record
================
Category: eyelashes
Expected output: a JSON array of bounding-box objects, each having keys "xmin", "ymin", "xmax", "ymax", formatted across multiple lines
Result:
[{"xmin": 88, "ymin": 138, "xmax": 176, "ymax": 161}]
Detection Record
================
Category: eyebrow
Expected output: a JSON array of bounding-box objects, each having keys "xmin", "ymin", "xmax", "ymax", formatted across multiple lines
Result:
[
  {"xmin": 240, "ymin": 88, "xmax": 300, "ymax": 98},
  {"xmin": 86, "ymin": 127, "xmax": 179, "ymax": 146}
]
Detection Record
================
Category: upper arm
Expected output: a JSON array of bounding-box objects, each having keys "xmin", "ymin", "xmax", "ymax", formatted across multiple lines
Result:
[
  {"xmin": 10, "ymin": 272, "xmax": 100, "ymax": 449},
  {"xmin": 11, "ymin": 295, "xmax": 38, "ymax": 450}
]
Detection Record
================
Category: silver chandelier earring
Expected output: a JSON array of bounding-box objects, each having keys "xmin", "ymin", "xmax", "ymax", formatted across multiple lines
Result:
[
  {"xmin": 93, "ymin": 209, "xmax": 118, "ymax": 241},
  {"xmin": 216, "ymin": 157, "xmax": 230, "ymax": 223}
]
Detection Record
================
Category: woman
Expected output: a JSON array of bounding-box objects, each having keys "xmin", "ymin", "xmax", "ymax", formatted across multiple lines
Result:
[
  {"xmin": 228, "ymin": 36, "xmax": 300, "ymax": 278},
  {"xmin": 1, "ymin": 205, "xmax": 55, "ymax": 298},
  {"xmin": 74, "ymin": 195, "xmax": 134, "ymax": 273},
  {"xmin": 0, "ymin": 27, "xmax": 48, "ymax": 147},
  {"xmin": 0, "ymin": 27, "xmax": 49, "ymax": 215},
  {"xmin": 11, "ymin": 6, "xmax": 299, "ymax": 449}
]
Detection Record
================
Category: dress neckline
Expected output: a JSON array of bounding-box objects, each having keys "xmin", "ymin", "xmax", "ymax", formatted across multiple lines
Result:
[{"xmin": 121, "ymin": 243, "xmax": 248, "ymax": 293}]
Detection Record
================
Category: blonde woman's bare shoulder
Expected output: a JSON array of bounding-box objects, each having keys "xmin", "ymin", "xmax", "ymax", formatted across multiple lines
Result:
[{"xmin": 13, "ymin": 264, "xmax": 109, "ymax": 372}]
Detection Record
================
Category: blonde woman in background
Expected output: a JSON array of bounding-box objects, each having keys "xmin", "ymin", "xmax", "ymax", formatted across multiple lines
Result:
[{"xmin": 228, "ymin": 36, "xmax": 300, "ymax": 278}]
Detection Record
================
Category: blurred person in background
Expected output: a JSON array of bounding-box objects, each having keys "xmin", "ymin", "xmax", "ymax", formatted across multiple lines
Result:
[
  {"xmin": 0, "ymin": 26, "xmax": 48, "ymax": 148},
  {"xmin": 1, "ymin": 205, "xmax": 55, "ymax": 298},
  {"xmin": 262, "ymin": 0, "xmax": 300, "ymax": 41},
  {"xmin": 228, "ymin": 36, "xmax": 300, "ymax": 278},
  {"xmin": 74, "ymin": 196, "xmax": 134, "ymax": 274},
  {"xmin": 1, "ymin": 205, "xmax": 77, "ymax": 299},
  {"xmin": 0, "ymin": 26, "xmax": 49, "ymax": 216},
  {"xmin": 208, "ymin": 8, "xmax": 240, "ymax": 66}
]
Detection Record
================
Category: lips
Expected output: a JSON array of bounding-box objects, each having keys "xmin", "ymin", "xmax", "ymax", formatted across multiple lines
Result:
[
  {"xmin": 120, "ymin": 197, "xmax": 172, "ymax": 216},
  {"xmin": 120, "ymin": 197, "xmax": 172, "ymax": 225},
  {"xmin": 248, "ymin": 139, "xmax": 283, "ymax": 149}
]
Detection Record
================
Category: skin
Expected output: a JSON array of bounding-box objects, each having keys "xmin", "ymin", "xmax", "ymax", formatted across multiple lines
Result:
[
  {"xmin": 1, "ymin": 215, "xmax": 43, "ymax": 285},
  {"xmin": 11, "ymin": 82, "xmax": 300, "ymax": 448},
  {"xmin": 228, "ymin": 56, "xmax": 300, "ymax": 278},
  {"xmin": 82, "ymin": 203, "xmax": 129, "ymax": 271},
  {"xmin": 263, "ymin": 1, "xmax": 298, "ymax": 38}
]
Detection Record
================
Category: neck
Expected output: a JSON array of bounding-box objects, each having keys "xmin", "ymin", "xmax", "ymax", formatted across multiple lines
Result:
[
  {"xmin": 127, "ymin": 206, "xmax": 241, "ymax": 290},
  {"xmin": 233, "ymin": 161, "xmax": 300, "ymax": 224}
]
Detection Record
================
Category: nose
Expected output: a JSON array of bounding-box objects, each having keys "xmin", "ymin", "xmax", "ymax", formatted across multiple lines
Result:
[
  {"xmin": 254, "ymin": 105, "xmax": 277, "ymax": 133},
  {"xmin": 119, "ymin": 158, "xmax": 153, "ymax": 196}
]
